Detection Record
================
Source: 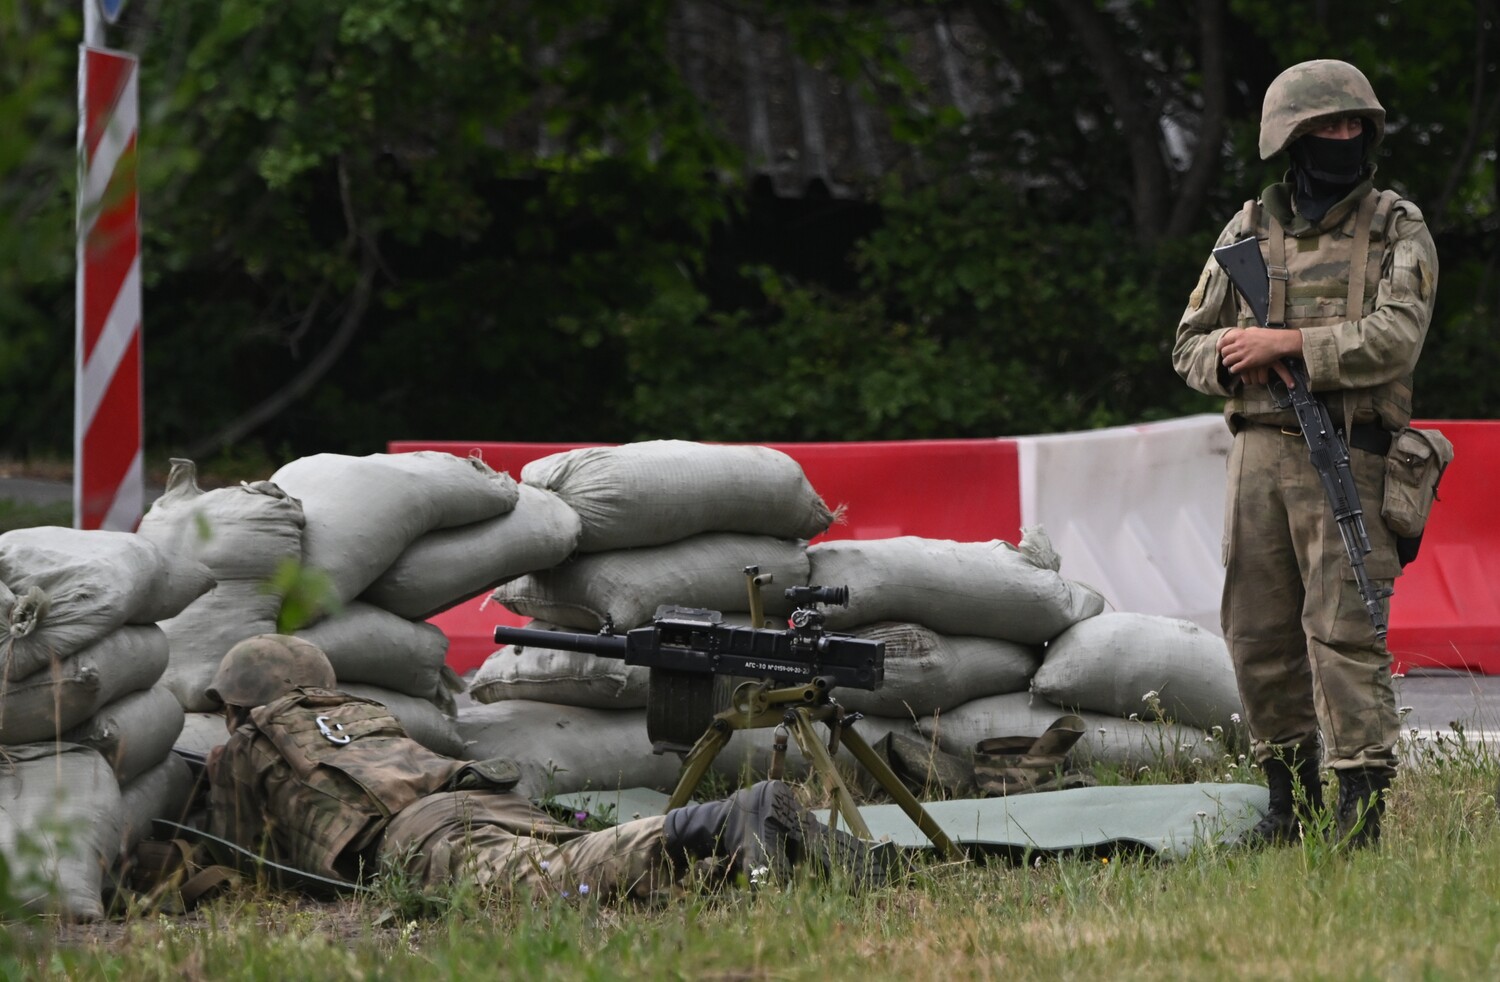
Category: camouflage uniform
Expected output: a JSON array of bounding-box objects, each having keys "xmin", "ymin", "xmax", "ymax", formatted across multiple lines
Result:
[
  {"xmin": 1173, "ymin": 61, "xmax": 1439, "ymax": 777},
  {"xmin": 209, "ymin": 687, "xmax": 674, "ymax": 899}
]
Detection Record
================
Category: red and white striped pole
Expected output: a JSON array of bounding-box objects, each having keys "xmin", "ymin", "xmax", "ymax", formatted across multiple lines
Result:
[{"xmin": 75, "ymin": 11, "xmax": 143, "ymax": 531}]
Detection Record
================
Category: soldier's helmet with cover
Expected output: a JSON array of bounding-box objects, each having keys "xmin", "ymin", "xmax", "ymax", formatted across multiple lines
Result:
[
  {"xmin": 1259, "ymin": 59, "xmax": 1385, "ymax": 159},
  {"xmin": 207, "ymin": 633, "xmax": 336, "ymax": 708}
]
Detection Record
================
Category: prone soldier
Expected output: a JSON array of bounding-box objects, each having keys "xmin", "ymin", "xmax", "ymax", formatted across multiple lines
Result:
[{"xmin": 203, "ymin": 634, "xmax": 888, "ymax": 899}]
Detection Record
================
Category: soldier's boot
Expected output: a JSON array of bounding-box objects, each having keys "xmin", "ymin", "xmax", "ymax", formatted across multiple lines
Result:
[
  {"xmin": 1336, "ymin": 767, "xmax": 1392, "ymax": 849},
  {"xmin": 662, "ymin": 780, "xmax": 889, "ymax": 890},
  {"xmin": 1244, "ymin": 745, "xmax": 1324, "ymax": 847}
]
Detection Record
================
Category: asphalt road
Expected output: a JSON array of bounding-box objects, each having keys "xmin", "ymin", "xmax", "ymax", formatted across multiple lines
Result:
[
  {"xmin": 1, "ymin": 476, "xmax": 77, "ymax": 507},
  {"xmin": 3, "ymin": 475, "xmax": 1497, "ymax": 748}
]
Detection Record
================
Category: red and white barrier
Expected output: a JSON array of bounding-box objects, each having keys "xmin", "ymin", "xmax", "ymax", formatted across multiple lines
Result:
[
  {"xmin": 392, "ymin": 416, "xmax": 1496, "ymax": 676},
  {"xmin": 75, "ymin": 45, "xmax": 143, "ymax": 531}
]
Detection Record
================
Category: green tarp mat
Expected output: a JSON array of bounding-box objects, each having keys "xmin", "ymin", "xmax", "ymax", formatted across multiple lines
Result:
[
  {"xmin": 551, "ymin": 787, "xmax": 686, "ymax": 825},
  {"xmin": 553, "ymin": 782, "xmax": 1268, "ymax": 859}
]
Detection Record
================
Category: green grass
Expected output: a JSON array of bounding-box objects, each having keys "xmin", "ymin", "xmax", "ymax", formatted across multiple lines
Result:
[
  {"xmin": 7, "ymin": 731, "xmax": 1499, "ymax": 981},
  {"xmin": 0, "ymin": 499, "xmax": 71, "ymax": 534}
]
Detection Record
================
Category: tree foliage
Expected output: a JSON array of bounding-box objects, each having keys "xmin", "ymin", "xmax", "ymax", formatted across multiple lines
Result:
[
  {"xmin": 0, "ymin": 0, "xmax": 1494, "ymax": 468},
  {"xmin": 0, "ymin": 0, "xmax": 85, "ymax": 457}
]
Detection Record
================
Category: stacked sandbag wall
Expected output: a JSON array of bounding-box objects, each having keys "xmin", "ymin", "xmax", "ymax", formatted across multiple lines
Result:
[
  {"xmin": 140, "ymin": 453, "xmax": 547, "ymax": 758},
  {"xmin": 469, "ymin": 441, "xmax": 907, "ymax": 792},
  {"xmin": 915, "ymin": 612, "xmax": 1245, "ymax": 771},
  {"xmin": 800, "ymin": 531, "xmax": 1247, "ymax": 772},
  {"xmin": 0, "ymin": 526, "xmax": 210, "ymax": 919},
  {"xmin": 268, "ymin": 451, "xmax": 541, "ymax": 753}
]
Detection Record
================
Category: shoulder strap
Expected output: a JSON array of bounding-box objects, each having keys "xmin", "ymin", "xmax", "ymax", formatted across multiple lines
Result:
[
  {"xmin": 1369, "ymin": 189, "xmax": 1402, "ymax": 240},
  {"xmin": 1345, "ymin": 190, "xmax": 1381, "ymax": 319},
  {"xmin": 1263, "ymin": 208, "xmax": 1288, "ymax": 328}
]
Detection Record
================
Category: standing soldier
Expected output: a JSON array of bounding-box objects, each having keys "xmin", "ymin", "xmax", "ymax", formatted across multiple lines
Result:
[
  {"xmin": 1173, "ymin": 60, "xmax": 1439, "ymax": 848},
  {"xmin": 204, "ymin": 635, "xmax": 888, "ymax": 897}
]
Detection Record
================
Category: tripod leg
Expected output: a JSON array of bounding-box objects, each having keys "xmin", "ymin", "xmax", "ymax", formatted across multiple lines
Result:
[
  {"xmin": 839, "ymin": 725, "xmax": 965, "ymax": 862},
  {"xmin": 668, "ymin": 720, "xmax": 734, "ymax": 811},
  {"xmin": 786, "ymin": 710, "xmax": 873, "ymax": 840}
]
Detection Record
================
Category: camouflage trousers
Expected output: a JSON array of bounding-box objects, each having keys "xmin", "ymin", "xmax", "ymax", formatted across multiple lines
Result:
[
  {"xmin": 379, "ymin": 790, "xmax": 673, "ymax": 901},
  {"xmin": 1221, "ymin": 424, "xmax": 1400, "ymax": 773}
]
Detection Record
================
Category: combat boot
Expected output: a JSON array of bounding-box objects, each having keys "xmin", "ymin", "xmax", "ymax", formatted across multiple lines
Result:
[
  {"xmin": 1244, "ymin": 744, "xmax": 1324, "ymax": 847},
  {"xmin": 1336, "ymin": 767, "xmax": 1392, "ymax": 849},
  {"xmin": 662, "ymin": 780, "xmax": 889, "ymax": 890}
]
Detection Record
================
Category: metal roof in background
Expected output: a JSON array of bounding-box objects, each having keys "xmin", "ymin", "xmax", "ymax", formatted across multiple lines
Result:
[
  {"xmin": 501, "ymin": 4, "xmax": 998, "ymax": 200},
  {"xmin": 668, "ymin": 3, "xmax": 996, "ymax": 199}
]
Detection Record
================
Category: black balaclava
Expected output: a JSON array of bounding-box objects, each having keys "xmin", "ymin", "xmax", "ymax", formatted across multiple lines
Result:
[{"xmin": 1287, "ymin": 122, "xmax": 1371, "ymax": 223}]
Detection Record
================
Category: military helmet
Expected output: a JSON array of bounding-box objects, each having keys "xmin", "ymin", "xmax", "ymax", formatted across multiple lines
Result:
[
  {"xmin": 1259, "ymin": 59, "xmax": 1385, "ymax": 160},
  {"xmin": 207, "ymin": 634, "xmax": 336, "ymax": 708}
]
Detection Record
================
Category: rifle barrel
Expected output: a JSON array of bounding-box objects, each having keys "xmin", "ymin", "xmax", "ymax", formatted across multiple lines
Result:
[{"xmin": 492, "ymin": 625, "xmax": 629, "ymax": 659}]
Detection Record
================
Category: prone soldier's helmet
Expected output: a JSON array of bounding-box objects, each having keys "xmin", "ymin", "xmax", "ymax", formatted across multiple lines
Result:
[
  {"xmin": 1259, "ymin": 59, "xmax": 1385, "ymax": 160},
  {"xmin": 207, "ymin": 634, "xmax": 336, "ymax": 709}
]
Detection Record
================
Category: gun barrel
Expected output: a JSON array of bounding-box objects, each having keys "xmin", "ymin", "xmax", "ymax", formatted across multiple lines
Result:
[{"xmin": 492, "ymin": 625, "xmax": 629, "ymax": 659}]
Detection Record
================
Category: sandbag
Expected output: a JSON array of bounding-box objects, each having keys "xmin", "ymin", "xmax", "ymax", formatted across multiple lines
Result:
[
  {"xmin": 295, "ymin": 602, "xmax": 455, "ymax": 703},
  {"xmin": 0, "ymin": 742, "xmax": 123, "ymax": 921},
  {"xmin": 138, "ymin": 459, "xmax": 306, "ymax": 582},
  {"xmin": 337, "ymin": 683, "xmax": 466, "ymax": 758},
  {"xmin": 455, "ymin": 700, "xmax": 684, "ymax": 798},
  {"xmin": 0, "ymin": 626, "xmax": 170, "ymax": 745},
  {"xmin": 470, "ymin": 621, "xmax": 651, "ymax": 708},
  {"xmin": 118, "ymin": 751, "xmax": 196, "ymax": 856},
  {"xmin": 64, "ymin": 684, "xmax": 185, "ymax": 785},
  {"xmin": 360, "ymin": 484, "xmax": 583, "ymax": 620},
  {"xmin": 270, "ymin": 451, "xmax": 520, "ymax": 607},
  {"xmin": 519, "ymin": 441, "xmax": 832, "ymax": 553},
  {"xmin": 0, "ymin": 527, "xmax": 212, "ymax": 680},
  {"xmin": 808, "ymin": 528, "xmax": 1106, "ymax": 644},
  {"xmin": 834, "ymin": 622, "xmax": 1040, "ymax": 718},
  {"xmin": 1032, "ymin": 613, "xmax": 1243, "ymax": 733},
  {"xmin": 140, "ymin": 463, "xmax": 307, "ymax": 712},
  {"xmin": 493, "ymin": 533, "xmax": 810, "ymax": 631},
  {"xmin": 918, "ymin": 692, "xmax": 1215, "ymax": 770},
  {"xmin": 156, "ymin": 581, "xmax": 285, "ymax": 712},
  {"xmin": 174, "ymin": 711, "xmax": 229, "ymax": 757}
]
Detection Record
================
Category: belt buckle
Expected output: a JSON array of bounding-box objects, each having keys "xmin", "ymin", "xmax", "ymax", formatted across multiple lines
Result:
[{"xmin": 1280, "ymin": 425, "xmax": 1301, "ymax": 437}]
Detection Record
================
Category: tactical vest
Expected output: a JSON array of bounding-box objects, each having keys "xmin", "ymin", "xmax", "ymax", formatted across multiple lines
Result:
[
  {"xmin": 243, "ymin": 688, "xmax": 470, "ymax": 881},
  {"xmin": 1227, "ymin": 187, "xmax": 1412, "ymax": 430}
]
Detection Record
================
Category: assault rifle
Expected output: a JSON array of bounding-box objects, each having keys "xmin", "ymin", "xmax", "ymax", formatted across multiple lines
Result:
[
  {"xmin": 1212, "ymin": 237, "xmax": 1392, "ymax": 639},
  {"xmin": 494, "ymin": 569, "xmax": 964, "ymax": 861}
]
